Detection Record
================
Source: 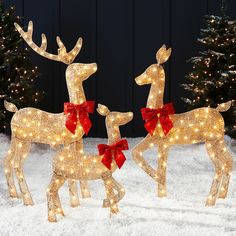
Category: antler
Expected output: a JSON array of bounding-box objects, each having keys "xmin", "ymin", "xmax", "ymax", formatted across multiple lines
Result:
[{"xmin": 14, "ymin": 21, "xmax": 82, "ymax": 65}]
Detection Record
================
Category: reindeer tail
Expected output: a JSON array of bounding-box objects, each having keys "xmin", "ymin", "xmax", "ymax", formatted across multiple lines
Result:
[
  {"xmin": 4, "ymin": 100, "xmax": 18, "ymax": 113},
  {"xmin": 216, "ymin": 101, "xmax": 232, "ymax": 112}
]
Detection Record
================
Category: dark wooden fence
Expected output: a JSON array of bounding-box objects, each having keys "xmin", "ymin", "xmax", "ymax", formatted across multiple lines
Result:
[{"xmin": 3, "ymin": 0, "xmax": 236, "ymax": 137}]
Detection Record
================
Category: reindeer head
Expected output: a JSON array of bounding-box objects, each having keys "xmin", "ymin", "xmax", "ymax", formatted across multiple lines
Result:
[
  {"xmin": 66, "ymin": 63, "xmax": 97, "ymax": 82},
  {"xmin": 97, "ymin": 104, "xmax": 133, "ymax": 127},
  {"xmin": 135, "ymin": 45, "xmax": 171, "ymax": 86}
]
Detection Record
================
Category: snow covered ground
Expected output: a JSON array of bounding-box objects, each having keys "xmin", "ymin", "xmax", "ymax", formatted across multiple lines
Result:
[{"xmin": 0, "ymin": 134, "xmax": 236, "ymax": 236}]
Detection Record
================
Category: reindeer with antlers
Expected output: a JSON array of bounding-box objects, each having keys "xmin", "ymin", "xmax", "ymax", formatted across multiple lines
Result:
[
  {"xmin": 4, "ymin": 21, "xmax": 97, "ymax": 206},
  {"xmin": 132, "ymin": 45, "xmax": 233, "ymax": 206},
  {"xmin": 46, "ymin": 104, "xmax": 133, "ymax": 222}
]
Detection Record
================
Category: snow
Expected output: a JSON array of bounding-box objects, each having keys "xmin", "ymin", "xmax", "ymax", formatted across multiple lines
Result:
[{"xmin": 0, "ymin": 134, "xmax": 236, "ymax": 236}]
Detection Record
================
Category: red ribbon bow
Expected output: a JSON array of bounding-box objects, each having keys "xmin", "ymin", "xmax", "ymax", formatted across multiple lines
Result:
[
  {"xmin": 64, "ymin": 101, "xmax": 95, "ymax": 135},
  {"xmin": 98, "ymin": 139, "xmax": 129, "ymax": 170},
  {"xmin": 141, "ymin": 103, "xmax": 175, "ymax": 136}
]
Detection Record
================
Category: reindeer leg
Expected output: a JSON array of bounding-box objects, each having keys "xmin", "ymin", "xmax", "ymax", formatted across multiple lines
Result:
[
  {"xmin": 47, "ymin": 173, "xmax": 65, "ymax": 222},
  {"xmin": 217, "ymin": 140, "xmax": 233, "ymax": 199},
  {"xmin": 102, "ymin": 175, "xmax": 125, "ymax": 208},
  {"xmin": 102, "ymin": 172, "xmax": 119, "ymax": 214},
  {"xmin": 54, "ymin": 191, "xmax": 65, "ymax": 216},
  {"xmin": 109, "ymin": 176, "xmax": 125, "ymax": 205},
  {"xmin": 205, "ymin": 141, "xmax": 223, "ymax": 206},
  {"xmin": 102, "ymin": 193, "xmax": 110, "ymax": 208},
  {"xmin": 157, "ymin": 145, "xmax": 169, "ymax": 197},
  {"xmin": 132, "ymin": 135, "xmax": 160, "ymax": 183},
  {"xmin": 102, "ymin": 172, "xmax": 112, "ymax": 208},
  {"xmin": 68, "ymin": 179, "xmax": 80, "ymax": 207},
  {"xmin": 79, "ymin": 180, "xmax": 91, "ymax": 198},
  {"xmin": 14, "ymin": 139, "xmax": 33, "ymax": 205},
  {"xmin": 4, "ymin": 135, "xmax": 18, "ymax": 198},
  {"xmin": 74, "ymin": 140, "xmax": 91, "ymax": 198}
]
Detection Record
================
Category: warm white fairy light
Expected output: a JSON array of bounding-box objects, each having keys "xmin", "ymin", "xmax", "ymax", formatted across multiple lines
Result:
[
  {"xmin": 47, "ymin": 104, "xmax": 133, "ymax": 222},
  {"xmin": 4, "ymin": 20, "xmax": 97, "ymax": 206},
  {"xmin": 132, "ymin": 45, "xmax": 233, "ymax": 205}
]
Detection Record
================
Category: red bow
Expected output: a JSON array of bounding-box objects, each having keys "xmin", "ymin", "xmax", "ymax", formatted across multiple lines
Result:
[
  {"xmin": 64, "ymin": 101, "xmax": 95, "ymax": 135},
  {"xmin": 141, "ymin": 103, "xmax": 175, "ymax": 136},
  {"xmin": 98, "ymin": 139, "xmax": 129, "ymax": 170}
]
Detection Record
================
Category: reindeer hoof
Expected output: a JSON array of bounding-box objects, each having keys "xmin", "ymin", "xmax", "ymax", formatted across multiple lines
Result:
[
  {"xmin": 110, "ymin": 205, "xmax": 119, "ymax": 214},
  {"xmin": 56, "ymin": 208, "xmax": 65, "ymax": 216},
  {"xmin": 157, "ymin": 192, "xmax": 167, "ymax": 198},
  {"xmin": 48, "ymin": 217, "xmax": 57, "ymax": 222},
  {"xmin": 48, "ymin": 212, "xmax": 57, "ymax": 222},
  {"xmin": 218, "ymin": 191, "xmax": 227, "ymax": 199},
  {"xmin": 71, "ymin": 202, "xmax": 80, "ymax": 208},
  {"xmin": 82, "ymin": 194, "xmax": 91, "ymax": 199},
  {"xmin": 9, "ymin": 192, "xmax": 19, "ymax": 199},
  {"xmin": 205, "ymin": 200, "xmax": 216, "ymax": 207},
  {"xmin": 103, "ymin": 199, "xmax": 110, "ymax": 208},
  {"xmin": 59, "ymin": 210, "xmax": 65, "ymax": 216},
  {"xmin": 111, "ymin": 209, "xmax": 119, "ymax": 215},
  {"xmin": 70, "ymin": 199, "xmax": 80, "ymax": 208},
  {"xmin": 24, "ymin": 200, "xmax": 34, "ymax": 206}
]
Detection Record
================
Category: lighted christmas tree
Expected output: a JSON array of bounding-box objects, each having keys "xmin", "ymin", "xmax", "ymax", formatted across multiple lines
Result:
[
  {"xmin": 182, "ymin": 0, "xmax": 236, "ymax": 138},
  {"xmin": 0, "ymin": 3, "xmax": 43, "ymax": 132}
]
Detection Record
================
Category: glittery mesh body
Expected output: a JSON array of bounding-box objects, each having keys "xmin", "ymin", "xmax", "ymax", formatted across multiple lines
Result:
[
  {"xmin": 11, "ymin": 108, "xmax": 84, "ymax": 145},
  {"xmin": 153, "ymin": 108, "xmax": 225, "ymax": 145},
  {"xmin": 53, "ymin": 150, "xmax": 117, "ymax": 180}
]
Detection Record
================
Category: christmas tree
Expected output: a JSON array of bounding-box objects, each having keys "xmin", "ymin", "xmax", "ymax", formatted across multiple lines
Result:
[
  {"xmin": 182, "ymin": 0, "xmax": 236, "ymax": 138},
  {"xmin": 0, "ymin": 3, "xmax": 43, "ymax": 133}
]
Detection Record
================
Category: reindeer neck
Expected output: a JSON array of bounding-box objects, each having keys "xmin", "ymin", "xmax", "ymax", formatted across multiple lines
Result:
[
  {"xmin": 146, "ymin": 78, "xmax": 165, "ymax": 109},
  {"xmin": 67, "ymin": 80, "xmax": 86, "ymax": 104},
  {"xmin": 106, "ymin": 123, "xmax": 121, "ymax": 145}
]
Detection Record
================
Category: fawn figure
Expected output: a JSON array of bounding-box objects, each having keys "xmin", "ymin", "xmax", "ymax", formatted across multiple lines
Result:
[
  {"xmin": 132, "ymin": 45, "xmax": 233, "ymax": 206},
  {"xmin": 4, "ymin": 21, "xmax": 96, "ymax": 205},
  {"xmin": 47, "ymin": 104, "xmax": 133, "ymax": 222}
]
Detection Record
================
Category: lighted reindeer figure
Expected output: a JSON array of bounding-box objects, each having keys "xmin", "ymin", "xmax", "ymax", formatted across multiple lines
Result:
[
  {"xmin": 4, "ymin": 21, "xmax": 97, "ymax": 205},
  {"xmin": 46, "ymin": 104, "xmax": 133, "ymax": 222},
  {"xmin": 132, "ymin": 45, "xmax": 233, "ymax": 206}
]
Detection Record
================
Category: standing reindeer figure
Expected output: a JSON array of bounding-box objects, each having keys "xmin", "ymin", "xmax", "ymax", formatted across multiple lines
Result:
[
  {"xmin": 132, "ymin": 45, "xmax": 233, "ymax": 206},
  {"xmin": 4, "ymin": 21, "xmax": 97, "ymax": 205},
  {"xmin": 47, "ymin": 104, "xmax": 133, "ymax": 222}
]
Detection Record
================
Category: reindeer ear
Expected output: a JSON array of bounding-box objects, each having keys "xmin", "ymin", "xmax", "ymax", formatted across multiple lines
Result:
[
  {"xmin": 156, "ymin": 45, "xmax": 172, "ymax": 65},
  {"xmin": 97, "ymin": 104, "xmax": 110, "ymax": 116}
]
